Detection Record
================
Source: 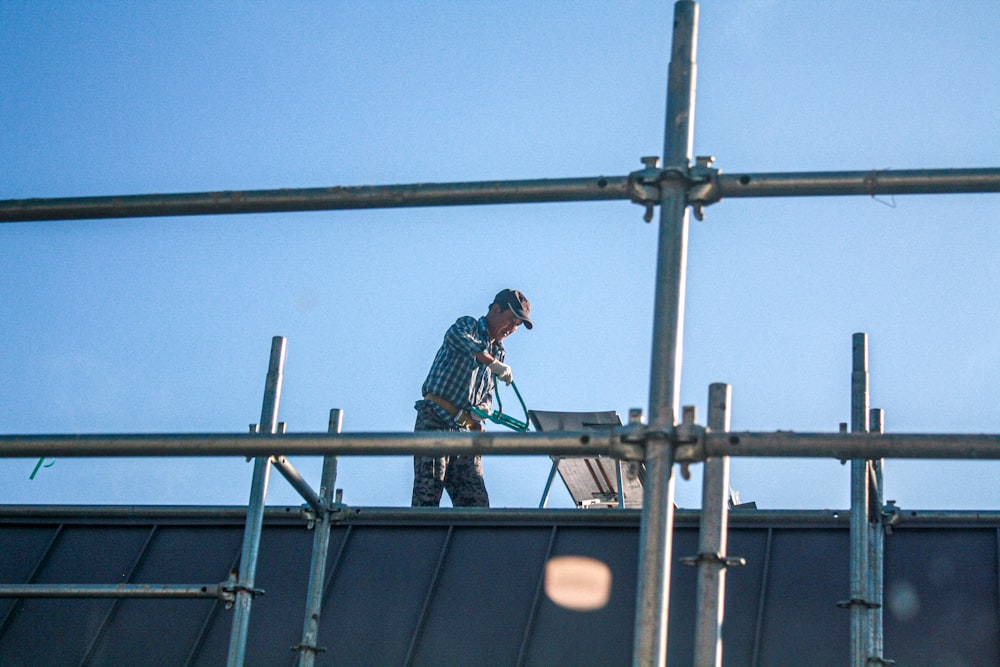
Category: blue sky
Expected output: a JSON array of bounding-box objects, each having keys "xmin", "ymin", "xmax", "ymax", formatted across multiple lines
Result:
[{"xmin": 2, "ymin": 1, "xmax": 999, "ymax": 511}]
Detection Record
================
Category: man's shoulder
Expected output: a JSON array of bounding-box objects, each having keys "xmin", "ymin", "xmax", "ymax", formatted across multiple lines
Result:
[{"xmin": 448, "ymin": 315, "xmax": 481, "ymax": 330}]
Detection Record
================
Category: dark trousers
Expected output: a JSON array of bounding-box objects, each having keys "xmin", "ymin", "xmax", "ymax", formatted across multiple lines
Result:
[{"xmin": 411, "ymin": 402, "xmax": 490, "ymax": 507}]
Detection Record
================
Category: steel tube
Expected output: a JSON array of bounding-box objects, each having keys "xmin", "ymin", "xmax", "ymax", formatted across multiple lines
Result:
[
  {"xmin": 716, "ymin": 168, "xmax": 1000, "ymax": 199},
  {"xmin": 227, "ymin": 336, "xmax": 285, "ymax": 667},
  {"xmin": 0, "ymin": 177, "xmax": 630, "ymax": 223},
  {"xmin": 868, "ymin": 409, "xmax": 886, "ymax": 664},
  {"xmin": 849, "ymin": 334, "xmax": 870, "ymax": 667},
  {"xmin": 271, "ymin": 455, "xmax": 323, "ymax": 513},
  {"xmin": 692, "ymin": 383, "xmax": 732, "ymax": 667},
  {"xmin": 5, "ymin": 430, "xmax": 1000, "ymax": 460},
  {"xmin": 634, "ymin": 3, "xmax": 698, "ymax": 665},
  {"xmin": 0, "ymin": 584, "xmax": 221, "ymax": 599},
  {"xmin": 297, "ymin": 409, "xmax": 343, "ymax": 667},
  {"xmin": 0, "ymin": 431, "xmax": 632, "ymax": 458},
  {"xmin": 700, "ymin": 431, "xmax": 1000, "ymax": 460},
  {"xmin": 3, "ymin": 168, "xmax": 997, "ymax": 225},
  {"xmin": 5, "ymin": 503, "xmax": 1000, "ymax": 526}
]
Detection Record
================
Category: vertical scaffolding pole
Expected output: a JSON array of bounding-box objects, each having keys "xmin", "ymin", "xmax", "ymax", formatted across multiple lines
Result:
[
  {"xmin": 227, "ymin": 336, "xmax": 286, "ymax": 667},
  {"xmin": 296, "ymin": 408, "xmax": 343, "ymax": 667},
  {"xmin": 633, "ymin": 2, "xmax": 698, "ymax": 665},
  {"xmin": 693, "ymin": 383, "xmax": 732, "ymax": 667},
  {"xmin": 849, "ymin": 333, "xmax": 870, "ymax": 667},
  {"xmin": 868, "ymin": 408, "xmax": 886, "ymax": 663}
]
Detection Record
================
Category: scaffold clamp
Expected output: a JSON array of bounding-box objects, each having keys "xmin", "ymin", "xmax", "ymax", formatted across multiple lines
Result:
[
  {"xmin": 628, "ymin": 156, "xmax": 664, "ymax": 222},
  {"xmin": 688, "ymin": 155, "xmax": 722, "ymax": 221},
  {"xmin": 678, "ymin": 551, "xmax": 747, "ymax": 568}
]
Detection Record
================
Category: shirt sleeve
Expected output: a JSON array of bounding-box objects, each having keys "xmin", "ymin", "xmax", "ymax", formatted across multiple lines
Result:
[{"xmin": 443, "ymin": 316, "xmax": 486, "ymax": 359}]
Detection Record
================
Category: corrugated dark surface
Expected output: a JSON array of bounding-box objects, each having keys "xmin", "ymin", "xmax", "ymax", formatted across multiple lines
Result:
[{"xmin": 0, "ymin": 506, "xmax": 997, "ymax": 666}]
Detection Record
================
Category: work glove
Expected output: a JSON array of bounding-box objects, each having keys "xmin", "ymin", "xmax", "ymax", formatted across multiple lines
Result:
[{"xmin": 488, "ymin": 360, "xmax": 513, "ymax": 385}]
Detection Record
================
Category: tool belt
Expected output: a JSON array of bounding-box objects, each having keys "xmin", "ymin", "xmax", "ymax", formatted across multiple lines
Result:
[{"xmin": 424, "ymin": 393, "xmax": 479, "ymax": 428}]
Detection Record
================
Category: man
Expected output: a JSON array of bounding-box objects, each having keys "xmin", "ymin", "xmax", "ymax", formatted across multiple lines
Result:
[{"xmin": 411, "ymin": 289, "xmax": 533, "ymax": 507}]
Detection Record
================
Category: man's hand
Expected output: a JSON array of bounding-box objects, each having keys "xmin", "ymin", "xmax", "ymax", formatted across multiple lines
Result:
[{"xmin": 488, "ymin": 360, "xmax": 513, "ymax": 385}]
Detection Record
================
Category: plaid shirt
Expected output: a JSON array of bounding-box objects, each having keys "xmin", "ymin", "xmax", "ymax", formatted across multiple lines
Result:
[{"xmin": 421, "ymin": 315, "xmax": 504, "ymax": 413}]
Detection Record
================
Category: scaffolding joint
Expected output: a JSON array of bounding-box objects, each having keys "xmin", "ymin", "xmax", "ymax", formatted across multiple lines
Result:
[
  {"xmin": 835, "ymin": 597, "xmax": 880, "ymax": 610},
  {"xmin": 882, "ymin": 499, "xmax": 900, "ymax": 534},
  {"xmin": 687, "ymin": 155, "xmax": 722, "ymax": 221},
  {"xmin": 678, "ymin": 551, "xmax": 747, "ymax": 568},
  {"xmin": 291, "ymin": 642, "xmax": 327, "ymax": 655},
  {"xmin": 219, "ymin": 572, "xmax": 265, "ymax": 609},
  {"xmin": 673, "ymin": 421, "xmax": 707, "ymax": 466},
  {"xmin": 615, "ymin": 422, "xmax": 651, "ymax": 461},
  {"xmin": 301, "ymin": 500, "xmax": 350, "ymax": 529},
  {"xmin": 627, "ymin": 156, "xmax": 664, "ymax": 222}
]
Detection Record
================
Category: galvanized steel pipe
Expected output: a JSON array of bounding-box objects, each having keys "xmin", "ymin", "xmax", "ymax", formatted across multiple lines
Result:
[
  {"xmin": 3, "ymin": 168, "xmax": 997, "ymax": 224},
  {"xmin": 0, "ymin": 584, "xmax": 222, "ymax": 599},
  {"xmin": 700, "ymin": 431, "xmax": 1000, "ymax": 460},
  {"xmin": 0, "ymin": 177, "xmax": 630, "ymax": 222},
  {"xmin": 692, "ymin": 383, "xmax": 733, "ymax": 667},
  {"xmin": 716, "ymin": 168, "xmax": 1000, "ymax": 199},
  {"xmin": 849, "ymin": 334, "xmax": 870, "ymax": 667},
  {"xmin": 0, "ymin": 431, "xmax": 631, "ymax": 458},
  {"xmin": 228, "ymin": 336, "xmax": 285, "ymax": 667},
  {"xmin": 4, "ymin": 430, "xmax": 1000, "ymax": 460},
  {"xmin": 634, "ymin": 3, "xmax": 698, "ymax": 665},
  {"xmin": 297, "ymin": 409, "xmax": 344, "ymax": 667}
]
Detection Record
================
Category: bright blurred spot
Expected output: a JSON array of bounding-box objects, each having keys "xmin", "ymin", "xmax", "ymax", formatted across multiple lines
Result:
[
  {"xmin": 544, "ymin": 555, "xmax": 612, "ymax": 611},
  {"xmin": 887, "ymin": 579, "xmax": 920, "ymax": 621}
]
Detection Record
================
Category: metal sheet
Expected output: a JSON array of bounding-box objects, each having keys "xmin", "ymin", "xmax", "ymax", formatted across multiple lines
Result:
[
  {"xmin": 528, "ymin": 410, "xmax": 642, "ymax": 508},
  {"xmin": 0, "ymin": 507, "xmax": 998, "ymax": 666}
]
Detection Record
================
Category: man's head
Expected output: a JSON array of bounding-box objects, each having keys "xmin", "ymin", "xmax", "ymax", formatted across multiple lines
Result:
[{"xmin": 486, "ymin": 288, "xmax": 533, "ymax": 341}]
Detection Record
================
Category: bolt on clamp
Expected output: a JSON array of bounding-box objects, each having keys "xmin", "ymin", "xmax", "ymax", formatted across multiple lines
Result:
[
  {"xmin": 628, "ymin": 154, "xmax": 722, "ymax": 222},
  {"xmin": 688, "ymin": 155, "xmax": 722, "ymax": 220},
  {"xmin": 627, "ymin": 156, "xmax": 664, "ymax": 222},
  {"xmin": 678, "ymin": 551, "xmax": 747, "ymax": 568}
]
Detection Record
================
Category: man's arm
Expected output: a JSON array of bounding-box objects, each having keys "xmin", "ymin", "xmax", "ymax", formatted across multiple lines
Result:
[{"xmin": 477, "ymin": 351, "xmax": 513, "ymax": 385}]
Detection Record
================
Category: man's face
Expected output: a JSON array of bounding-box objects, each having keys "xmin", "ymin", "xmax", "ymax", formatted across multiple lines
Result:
[{"xmin": 488, "ymin": 305, "xmax": 523, "ymax": 342}]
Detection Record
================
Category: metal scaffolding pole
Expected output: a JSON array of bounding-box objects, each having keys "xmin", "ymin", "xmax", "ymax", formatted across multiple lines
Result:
[
  {"xmin": 692, "ymin": 383, "xmax": 734, "ymax": 667},
  {"xmin": 2, "ymin": 169, "xmax": 998, "ymax": 224},
  {"xmin": 695, "ymin": 431, "xmax": 1000, "ymax": 460},
  {"xmin": 633, "ymin": 2, "xmax": 697, "ymax": 665},
  {"xmin": 296, "ymin": 409, "xmax": 343, "ymax": 667},
  {"xmin": 271, "ymin": 454, "xmax": 324, "ymax": 513},
  {"xmin": 9, "ymin": 428, "xmax": 1000, "ymax": 461},
  {"xmin": 0, "ymin": 584, "xmax": 223, "ymax": 599},
  {"xmin": 0, "ymin": 431, "xmax": 638, "ymax": 459},
  {"xmin": 0, "ymin": 177, "xmax": 630, "ymax": 222},
  {"xmin": 868, "ymin": 408, "xmax": 887, "ymax": 664},
  {"xmin": 715, "ymin": 168, "xmax": 1000, "ymax": 199},
  {"xmin": 227, "ymin": 336, "xmax": 286, "ymax": 667},
  {"xmin": 849, "ymin": 334, "xmax": 871, "ymax": 667}
]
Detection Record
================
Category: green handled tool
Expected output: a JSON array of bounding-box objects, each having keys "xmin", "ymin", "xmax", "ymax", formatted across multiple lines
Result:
[{"xmin": 471, "ymin": 378, "xmax": 530, "ymax": 432}]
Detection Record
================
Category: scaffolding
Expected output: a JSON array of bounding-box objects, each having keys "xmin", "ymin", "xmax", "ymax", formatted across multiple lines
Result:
[{"xmin": 2, "ymin": 1, "xmax": 1000, "ymax": 666}]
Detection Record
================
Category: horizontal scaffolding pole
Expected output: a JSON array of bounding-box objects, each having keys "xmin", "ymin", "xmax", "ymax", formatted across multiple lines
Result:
[
  {"xmin": 700, "ymin": 431, "xmax": 1000, "ymax": 460},
  {"xmin": 0, "ymin": 177, "xmax": 630, "ymax": 222},
  {"xmin": 0, "ymin": 431, "xmax": 634, "ymax": 459},
  {"xmin": 2, "ymin": 504, "xmax": 999, "ymax": 526},
  {"xmin": 716, "ymin": 168, "xmax": 1000, "ymax": 199},
  {"xmin": 2, "ymin": 168, "xmax": 997, "ymax": 223},
  {"xmin": 3, "ymin": 430, "xmax": 1000, "ymax": 460},
  {"xmin": 0, "ymin": 583, "xmax": 222, "ymax": 599}
]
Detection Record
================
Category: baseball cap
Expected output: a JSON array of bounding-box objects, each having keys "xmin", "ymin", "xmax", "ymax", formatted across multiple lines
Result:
[{"xmin": 493, "ymin": 289, "xmax": 533, "ymax": 329}]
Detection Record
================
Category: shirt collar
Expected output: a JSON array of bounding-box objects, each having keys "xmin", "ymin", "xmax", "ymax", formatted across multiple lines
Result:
[{"xmin": 478, "ymin": 315, "xmax": 504, "ymax": 352}]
